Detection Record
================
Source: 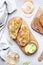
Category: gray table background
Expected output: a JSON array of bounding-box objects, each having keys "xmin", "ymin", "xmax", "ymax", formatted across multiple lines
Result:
[{"xmin": 0, "ymin": 0, "xmax": 43, "ymax": 65}]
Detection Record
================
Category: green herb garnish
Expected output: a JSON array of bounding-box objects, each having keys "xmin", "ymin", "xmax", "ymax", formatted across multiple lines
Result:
[
  {"xmin": 22, "ymin": 34, "xmax": 26, "ymax": 39},
  {"xmin": 11, "ymin": 29, "xmax": 15, "ymax": 32},
  {"xmin": 23, "ymin": 62, "xmax": 30, "ymax": 65},
  {"xmin": 7, "ymin": 40, "xmax": 13, "ymax": 46}
]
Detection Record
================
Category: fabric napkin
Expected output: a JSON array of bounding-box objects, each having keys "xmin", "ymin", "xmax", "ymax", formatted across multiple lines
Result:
[
  {"xmin": 0, "ymin": 0, "xmax": 5, "ymax": 8},
  {"xmin": 0, "ymin": 32, "xmax": 10, "ymax": 61},
  {"xmin": 0, "ymin": 0, "xmax": 17, "ymax": 61},
  {"xmin": 6, "ymin": 0, "xmax": 17, "ymax": 13},
  {"xmin": 0, "ymin": 0, "xmax": 17, "ymax": 13}
]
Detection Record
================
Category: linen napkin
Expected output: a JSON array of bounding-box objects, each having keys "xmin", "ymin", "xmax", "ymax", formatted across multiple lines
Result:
[
  {"xmin": 0, "ymin": 0, "xmax": 5, "ymax": 8},
  {"xmin": 0, "ymin": 0, "xmax": 17, "ymax": 13},
  {"xmin": 0, "ymin": 32, "xmax": 10, "ymax": 61},
  {"xmin": 0, "ymin": 0, "xmax": 17, "ymax": 61},
  {"xmin": 6, "ymin": 0, "xmax": 17, "ymax": 13}
]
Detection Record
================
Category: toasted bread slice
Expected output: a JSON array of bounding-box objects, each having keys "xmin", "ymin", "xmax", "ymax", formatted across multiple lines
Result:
[
  {"xmin": 8, "ymin": 17, "xmax": 22, "ymax": 39},
  {"xmin": 16, "ymin": 21, "xmax": 30, "ymax": 47},
  {"xmin": 31, "ymin": 17, "xmax": 43, "ymax": 35}
]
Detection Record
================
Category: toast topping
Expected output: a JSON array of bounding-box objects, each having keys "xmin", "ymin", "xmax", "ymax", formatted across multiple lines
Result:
[
  {"xmin": 17, "ymin": 23, "xmax": 29, "ymax": 46},
  {"xmin": 8, "ymin": 17, "xmax": 22, "ymax": 39}
]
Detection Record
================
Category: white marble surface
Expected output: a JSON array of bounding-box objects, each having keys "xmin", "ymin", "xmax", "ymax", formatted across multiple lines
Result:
[{"xmin": 0, "ymin": 0, "xmax": 43, "ymax": 65}]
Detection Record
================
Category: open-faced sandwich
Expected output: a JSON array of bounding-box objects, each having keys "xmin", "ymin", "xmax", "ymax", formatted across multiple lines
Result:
[
  {"xmin": 8, "ymin": 17, "xmax": 39, "ymax": 55},
  {"xmin": 16, "ymin": 21, "xmax": 30, "ymax": 47},
  {"xmin": 8, "ymin": 17, "xmax": 22, "ymax": 39}
]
